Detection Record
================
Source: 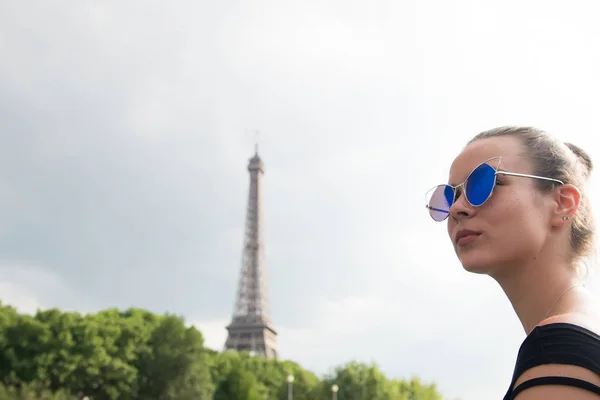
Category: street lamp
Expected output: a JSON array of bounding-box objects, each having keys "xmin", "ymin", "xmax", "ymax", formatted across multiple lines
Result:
[
  {"xmin": 287, "ymin": 374, "xmax": 294, "ymax": 400},
  {"xmin": 331, "ymin": 384, "xmax": 339, "ymax": 400}
]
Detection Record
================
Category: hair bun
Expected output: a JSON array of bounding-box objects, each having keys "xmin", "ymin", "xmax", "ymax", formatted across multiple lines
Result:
[{"xmin": 565, "ymin": 142, "xmax": 594, "ymax": 176}]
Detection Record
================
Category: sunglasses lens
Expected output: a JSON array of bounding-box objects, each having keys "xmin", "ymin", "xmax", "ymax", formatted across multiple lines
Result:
[
  {"xmin": 465, "ymin": 163, "xmax": 496, "ymax": 206},
  {"xmin": 427, "ymin": 185, "xmax": 455, "ymax": 221}
]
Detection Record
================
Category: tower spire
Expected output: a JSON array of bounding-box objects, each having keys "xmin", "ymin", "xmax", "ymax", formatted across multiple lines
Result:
[
  {"xmin": 224, "ymin": 147, "xmax": 278, "ymax": 359},
  {"xmin": 254, "ymin": 130, "xmax": 259, "ymax": 155}
]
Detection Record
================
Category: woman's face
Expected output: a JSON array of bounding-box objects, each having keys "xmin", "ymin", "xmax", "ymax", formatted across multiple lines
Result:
[{"xmin": 446, "ymin": 136, "xmax": 555, "ymax": 278}]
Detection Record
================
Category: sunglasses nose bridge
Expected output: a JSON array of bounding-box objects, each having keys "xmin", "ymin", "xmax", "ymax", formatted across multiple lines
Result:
[
  {"xmin": 452, "ymin": 182, "xmax": 467, "ymax": 205},
  {"xmin": 449, "ymin": 182, "xmax": 475, "ymax": 215}
]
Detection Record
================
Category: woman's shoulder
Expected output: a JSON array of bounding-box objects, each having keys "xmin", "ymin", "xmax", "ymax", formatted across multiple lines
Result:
[
  {"xmin": 537, "ymin": 309, "xmax": 600, "ymax": 336},
  {"xmin": 508, "ymin": 312, "xmax": 600, "ymax": 399}
]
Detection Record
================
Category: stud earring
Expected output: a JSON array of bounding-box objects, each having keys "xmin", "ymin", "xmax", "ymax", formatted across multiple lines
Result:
[{"xmin": 562, "ymin": 216, "xmax": 570, "ymax": 221}]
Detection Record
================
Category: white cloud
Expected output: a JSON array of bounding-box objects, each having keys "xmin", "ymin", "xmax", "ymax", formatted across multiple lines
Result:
[
  {"xmin": 192, "ymin": 318, "xmax": 230, "ymax": 351},
  {"xmin": 0, "ymin": 281, "xmax": 43, "ymax": 315},
  {"xmin": 0, "ymin": 263, "xmax": 76, "ymax": 314}
]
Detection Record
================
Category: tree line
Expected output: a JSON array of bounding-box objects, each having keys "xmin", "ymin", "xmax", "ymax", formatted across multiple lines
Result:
[{"xmin": 0, "ymin": 301, "xmax": 449, "ymax": 399}]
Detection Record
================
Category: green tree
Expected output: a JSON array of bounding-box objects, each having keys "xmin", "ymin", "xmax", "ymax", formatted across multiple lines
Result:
[
  {"xmin": 0, "ymin": 300, "xmax": 449, "ymax": 400},
  {"xmin": 322, "ymin": 361, "xmax": 390, "ymax": 400},
  {"xmin": 0, "ymin": 380, "xmax": 78, "ymax": 400},
  {"xmin": 214, "ymin": 360, "xmax": 261, "ymax": 400},
  {"xmin": 134, "ymin": 314, "xmax": 213, "ymax": 399},
  {"xmin": 319, "ymin": 362, "xmax": 444, "ymax": 400}
]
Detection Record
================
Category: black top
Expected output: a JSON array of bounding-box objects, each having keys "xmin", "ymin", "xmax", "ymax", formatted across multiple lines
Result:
[{"xmin": 504, "ymin": 322, "xmax": 600, "ymax": 399}]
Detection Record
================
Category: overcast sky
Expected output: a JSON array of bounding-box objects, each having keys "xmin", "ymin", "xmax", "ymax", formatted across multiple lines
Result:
[{"xmin": 2, "ymin": 1, "xmax": 600, "ymax": 399}]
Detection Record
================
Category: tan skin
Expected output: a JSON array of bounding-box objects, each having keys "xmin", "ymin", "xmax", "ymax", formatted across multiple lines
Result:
[{"xmin": 447, "ymin": 136, "xmax": 600, "ymax": 399}]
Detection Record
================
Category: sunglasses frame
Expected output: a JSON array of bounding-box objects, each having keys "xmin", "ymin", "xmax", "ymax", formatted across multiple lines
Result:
[{"xmin": 425, "ymin": 156, "xmax": 565, "ymax": 221}]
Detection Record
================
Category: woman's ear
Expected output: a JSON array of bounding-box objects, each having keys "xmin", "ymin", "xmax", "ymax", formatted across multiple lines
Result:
[{"xmin": 551, "ymin": 184, "xmax": 581, "ymax": 227}]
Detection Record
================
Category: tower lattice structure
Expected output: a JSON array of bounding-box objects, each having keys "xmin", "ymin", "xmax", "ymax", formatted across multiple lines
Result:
[{"xmin": 224, "ymin": 148, "xmax": 278, "ymax": 359}]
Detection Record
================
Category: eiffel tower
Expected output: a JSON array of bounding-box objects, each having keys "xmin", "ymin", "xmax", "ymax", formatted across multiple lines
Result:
[{"xmin": 224, "ymin": 146, "xmax": 278, "ymax": 359}]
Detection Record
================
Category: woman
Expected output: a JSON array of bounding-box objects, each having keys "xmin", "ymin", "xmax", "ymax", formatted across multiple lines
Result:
[{"xmin": 426, "ymin": 126, "xmax": 600, "ymax": 399}]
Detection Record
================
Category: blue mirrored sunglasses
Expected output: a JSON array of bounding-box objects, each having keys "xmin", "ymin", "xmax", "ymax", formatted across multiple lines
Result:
[{"xmin": 425, "ymin": 156, "xmax": 564, "ymax": 222}]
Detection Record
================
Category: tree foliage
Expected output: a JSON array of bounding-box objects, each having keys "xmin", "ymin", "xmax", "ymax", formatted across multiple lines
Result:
[{"xmin": 0, "ymin": 301, "xmax": 450, "ymax": 399}]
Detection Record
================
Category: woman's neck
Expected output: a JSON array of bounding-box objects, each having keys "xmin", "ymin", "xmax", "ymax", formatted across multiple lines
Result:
[{"xmin": 494, "ymin": 257, "xmax": 582, "ymax": 335}]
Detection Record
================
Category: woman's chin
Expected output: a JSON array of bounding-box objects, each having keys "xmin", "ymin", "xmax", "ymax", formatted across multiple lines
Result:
[
  {"xmin": 458, "ymin": 253, "xmax": 493, "ymax": 275},
  {"xmin": 461, "ymin": 262, "xmax": 490, "ymax": 275}
]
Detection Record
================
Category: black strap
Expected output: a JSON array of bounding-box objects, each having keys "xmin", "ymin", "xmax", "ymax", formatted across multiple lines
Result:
[{"xmin": 511, "ymin": 376, "xmax": 600, "ymax": 398}]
